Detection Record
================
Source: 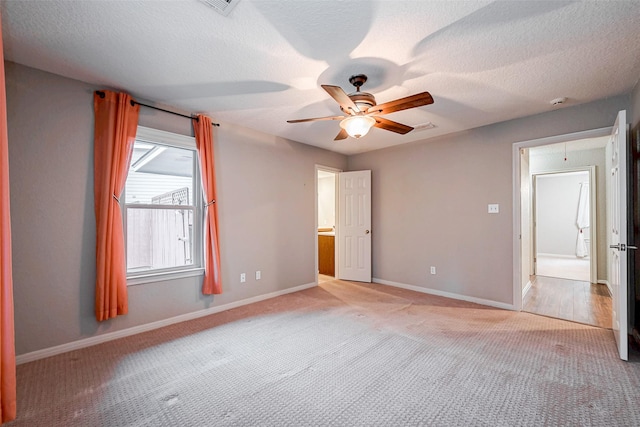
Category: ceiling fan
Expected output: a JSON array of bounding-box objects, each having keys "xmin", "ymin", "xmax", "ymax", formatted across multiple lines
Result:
[{"xmin": 287, "ymin": 74, "xmax": 434, "ymax": 140}]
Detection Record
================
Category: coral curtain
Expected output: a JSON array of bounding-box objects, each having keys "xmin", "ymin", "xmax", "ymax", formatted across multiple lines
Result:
[
  {"xmin": 93, "ymin": 91, "xmax": 139, "ymax": 321},
  {"xmin": 0, "ymin": 13, "xmax": 17, "ymax": 424},
  {"xmin": 193, "ymin": 115, "xmax": 222, "ymax": 294}
]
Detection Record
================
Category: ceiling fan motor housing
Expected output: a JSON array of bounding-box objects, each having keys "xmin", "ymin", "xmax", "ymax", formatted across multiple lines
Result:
[
  {"xmin": 341, "ymin": 92, "xmax": 376, "ymax": 113},
  {"xmin": 343, "ymin": 74, "xmax": 377, "ymax": 113}
]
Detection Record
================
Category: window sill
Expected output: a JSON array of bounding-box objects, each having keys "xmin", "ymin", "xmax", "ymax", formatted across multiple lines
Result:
[{"xmin": 127, "ymin": 268, "xmax": 204, "ymax": 286}]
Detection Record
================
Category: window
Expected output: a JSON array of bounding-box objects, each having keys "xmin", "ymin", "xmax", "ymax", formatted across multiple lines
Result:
[{"xmin": 123, "ymin": 126, "xmax": 203, "ymax": 283}]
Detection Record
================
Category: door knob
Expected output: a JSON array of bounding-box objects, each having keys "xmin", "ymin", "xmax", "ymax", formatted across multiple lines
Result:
[
  {"xmin": 365, "ymin": 230, "xmax": 370, "ymax": 234},
  {"xmin": 610, "ymin": 243, "xmax": 637, "ymax": 251}
]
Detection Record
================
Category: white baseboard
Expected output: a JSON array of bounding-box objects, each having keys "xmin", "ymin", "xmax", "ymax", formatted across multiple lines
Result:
[
  {"xmin": 537, "ymin": 253, "xmax": 587, "ymax": 259},
  {"xmin": 16, "ymin": 281, "xmax": 317, "ymax": 365},
  {"xmin": 598, "ymin": 279, "xmax": 612, "ymax": 296},
  {"xmin": 373, "ymin": 278, "xmax": 515, "ymax": 311},
  {"xmin": 522, "ymin": 280, "xmax": 533, "ymax": 298}
]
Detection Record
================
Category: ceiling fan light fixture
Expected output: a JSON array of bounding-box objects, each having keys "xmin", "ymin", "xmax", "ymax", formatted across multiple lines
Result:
[
  {"xmin": 340, "ymin": 116, "xmax": 376, "ymax": 139},
  {"xmin": 287, "ymin": 73, "xmax": 434, "ymax": 140}
]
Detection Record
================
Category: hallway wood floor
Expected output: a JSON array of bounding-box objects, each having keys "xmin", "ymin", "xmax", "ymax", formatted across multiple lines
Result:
[{"xmin": 523, "ymin": 275, "xmax": 612, "ymax": 328}]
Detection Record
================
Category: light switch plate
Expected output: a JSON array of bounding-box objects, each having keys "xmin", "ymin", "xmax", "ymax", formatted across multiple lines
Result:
[{"xmin": 488, "ymin": 204, "xmax": 499, "ymax": 214}]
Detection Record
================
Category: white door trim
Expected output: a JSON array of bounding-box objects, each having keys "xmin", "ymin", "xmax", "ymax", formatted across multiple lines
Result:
[{"xmin": 512, "ymin": 127, "xmax": 612, "ymax": 310}]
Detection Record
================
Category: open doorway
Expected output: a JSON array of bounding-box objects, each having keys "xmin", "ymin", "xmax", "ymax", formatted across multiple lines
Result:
[
  {"xmin": 533, "ymin": 169, "xmax": 594, "ymax": 282},
  {"xmin": 315, "ymin": 166, "xmax": 340, "ymax": 283},
  {"xmin": 518, "ymin": 134, "xmax": 612, "ymax": 328},
  {"xmin": 315, "ymin": 166, "xmax": 373, "ymax": 285}
]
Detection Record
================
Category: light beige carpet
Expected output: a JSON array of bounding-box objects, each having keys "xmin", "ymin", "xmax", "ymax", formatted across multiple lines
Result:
[{"xmin": 7, "ymin": 279, "xmax": 640, "ymax": 426}]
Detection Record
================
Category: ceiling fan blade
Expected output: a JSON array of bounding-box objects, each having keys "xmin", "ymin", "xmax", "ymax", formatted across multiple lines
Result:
[
  {"xmin": 334, "ymin": 128, "xmax": 348, "ymax": 140},
  {"xmin": 287, "ymin": 115, "xmax": 345, "ymax": 123},
  {"xmin": 321, "ymin": 85, "xmax": 361, "ymax": 114},
  {"xmin": 368, "ymin": 92, "xmax": 434, "ymax": 115},
  {"xmin": 373, "ymin": 117, "xmax": 414, "ymax": 134}
]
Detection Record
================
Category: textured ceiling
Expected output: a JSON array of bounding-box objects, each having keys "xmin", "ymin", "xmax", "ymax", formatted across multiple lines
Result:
[{"xmin": 2, "ymin": 0, "xmax": 640, "ymax": 155}]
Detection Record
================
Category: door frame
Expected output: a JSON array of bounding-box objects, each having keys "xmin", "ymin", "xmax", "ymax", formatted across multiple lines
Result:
[
  {"xmin": 531, "ymin": 167, "xmax": 597, "ymax": 283},
  {"xmin": 512, "ymin": 127, "xmax": 612, "ymax": 310},
  {"xmin": 315, "ymin": 165, "xmax": 342, "ymax": 284}
]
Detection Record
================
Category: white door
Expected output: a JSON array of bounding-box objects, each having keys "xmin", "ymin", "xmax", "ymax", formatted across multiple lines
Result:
[
  {"xmin": 609, "ymin": 110, "xmax": 629, "ymax": 361},
  {"xmin": 338, "ymin": 170, "xmax": 371, "ymax": 282}
]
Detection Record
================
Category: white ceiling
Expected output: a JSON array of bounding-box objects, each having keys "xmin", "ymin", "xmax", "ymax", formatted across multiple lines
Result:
[{"xmin": 2, "ymin": 0, "xmax": 640, "ymax": 155}]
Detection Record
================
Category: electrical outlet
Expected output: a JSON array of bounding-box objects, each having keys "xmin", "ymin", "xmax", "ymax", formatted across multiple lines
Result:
[
  {"xmin": 488, "ymin": 204, "xmax": 499, "ymax": 214},
  {"xmin": 255, "ymin": 270, "xmax": 261, "ymax": 280},
  {"xmin": 430, "ymin": 266, "xmax": 436, "ymax": 275},
  {"xmin": 240, "ymin": 273, "xmax": 246, "ymax": 283}
]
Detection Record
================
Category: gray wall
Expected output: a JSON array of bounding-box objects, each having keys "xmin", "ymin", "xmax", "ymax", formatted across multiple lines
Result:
[
  {"xmin": 348, "ymin": 95, "xmax": 629, "ymax": 305},
  {"xmin": 6, "ymin": 62, "xmax": 347, "ymax": 355},
  {"xmin": 530, "ymin": 147, "xmax": 606, "ymax": 280}
]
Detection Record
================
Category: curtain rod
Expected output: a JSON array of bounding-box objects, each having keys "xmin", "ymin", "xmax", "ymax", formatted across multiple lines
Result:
[{"xmin": 95, "ymin": 91, "xmax": 220, "ymax": 127}]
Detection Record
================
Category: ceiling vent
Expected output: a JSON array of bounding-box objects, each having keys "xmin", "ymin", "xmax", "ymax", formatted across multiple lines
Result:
[
  {"xmin": 413, "ymin": 122, "xmax": 436, "ymax": 132},
  {"xmin": 199, "ymin": 0, "xmax": 240, "ymax": 16}
]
